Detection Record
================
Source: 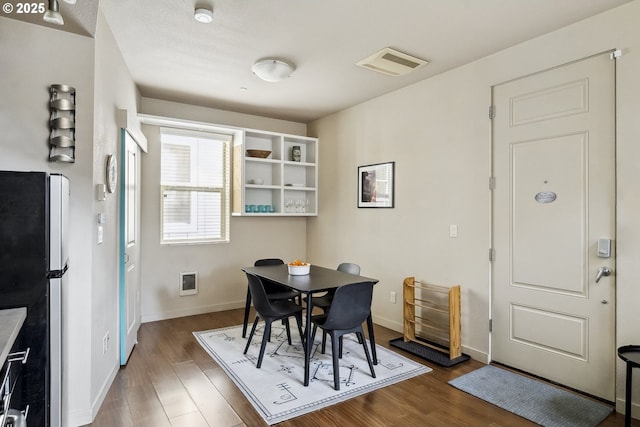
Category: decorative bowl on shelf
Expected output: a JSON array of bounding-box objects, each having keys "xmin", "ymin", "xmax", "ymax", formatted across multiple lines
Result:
[
  {"xmin": 288, "ymin": 260, "xmax": 310, "ymax": 275},
  {"xmin": 246, "ymin": 149, "xmax": 272, "ymax": 158},
  {"xmin": 250, "ymin": 178, "xmax": 264, "ymax": 185}
]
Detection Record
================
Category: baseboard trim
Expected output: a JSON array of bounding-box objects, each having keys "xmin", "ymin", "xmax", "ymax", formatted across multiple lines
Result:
[
  {"xmin": 616, "ymin": 397, "xmax": 638, "ymax": 418},
  {"xmin": 141, "ymin": 301, "xmax": 244, "ymax": 323}
]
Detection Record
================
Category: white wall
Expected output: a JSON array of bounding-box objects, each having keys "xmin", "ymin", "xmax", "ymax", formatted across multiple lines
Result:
[
  {"xmin": 0, "ymin": 17, "xmax": 96, "ymax": 426},
  {"xmin": 308, "ymin": 0, "xmax": 640, "ymax": 414},
  {"xmin": 138, "ymin": 98, "xmax": 309, "ymax": 322},
  {"xmin": 89, "ymin": 9, "xmax": 141, "ymax": 424}
]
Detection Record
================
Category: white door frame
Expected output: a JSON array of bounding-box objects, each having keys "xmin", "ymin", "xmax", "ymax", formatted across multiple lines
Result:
[{"xmin": 119, "ymin": 128, "xmax": 144, "ymax": 365}]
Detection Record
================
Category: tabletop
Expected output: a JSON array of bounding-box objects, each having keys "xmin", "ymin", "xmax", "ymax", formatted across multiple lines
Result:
[
  {"xmin": 241, "ymin": 264, "xmax": 378, "ymax": 293},
  {"xmin": 619, "ymin": 345, "xmax": 640, "ymax": 366}
]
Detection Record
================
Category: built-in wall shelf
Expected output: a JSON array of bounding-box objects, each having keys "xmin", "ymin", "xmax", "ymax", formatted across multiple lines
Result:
[{"xmin": 232, "ymin": 130, "xmax": 318, "ymax": 216}]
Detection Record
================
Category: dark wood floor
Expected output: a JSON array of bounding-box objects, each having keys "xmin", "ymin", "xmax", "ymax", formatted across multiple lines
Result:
[{"xmin": 85, "ymin": 308, "xmax": 625, "ymax": 427}]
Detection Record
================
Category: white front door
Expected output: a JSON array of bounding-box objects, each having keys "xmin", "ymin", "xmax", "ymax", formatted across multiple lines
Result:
[
  {"xmin": 491, "ymin": 52, "xmax": 616, "ymax": 400},
  {"xmin": 120, "ymin": 129, "xmax": 142, "ymax": 365}
]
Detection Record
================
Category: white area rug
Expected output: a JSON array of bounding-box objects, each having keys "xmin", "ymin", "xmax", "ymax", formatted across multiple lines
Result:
[{"xmin": 194, "ymin": 324, "xmax": 431, "ymax": 425}]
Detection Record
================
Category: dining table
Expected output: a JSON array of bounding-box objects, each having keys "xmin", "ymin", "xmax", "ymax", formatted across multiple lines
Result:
[{"xmin": 241, "ymin": 263, "xmax": 379, "ymax": 386}]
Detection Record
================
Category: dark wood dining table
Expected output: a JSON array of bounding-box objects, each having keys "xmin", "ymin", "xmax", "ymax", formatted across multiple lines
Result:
[{"xmin": 241, "ymin": 264, "xmax": 379, "ymax": 386}]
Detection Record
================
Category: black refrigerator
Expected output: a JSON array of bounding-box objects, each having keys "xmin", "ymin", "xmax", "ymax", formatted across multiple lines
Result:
[{"xmin": 0, "ymin": 171, "xmax": 67, "ymax": 427}]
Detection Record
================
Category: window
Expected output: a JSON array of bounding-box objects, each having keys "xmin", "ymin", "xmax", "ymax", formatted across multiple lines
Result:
[{"xmin": 160, "ymin": 128, "xmax": 231, "ymax": 244}]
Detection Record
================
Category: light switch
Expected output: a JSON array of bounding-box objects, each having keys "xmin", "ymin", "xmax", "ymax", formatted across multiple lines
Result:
[
  {"xmin": 449, "ymin": 224, "xmax": 458, "ymax": 238},
  {"xmin": 97, "ymin": 225, "xmax": 104, "ymax": 244}
]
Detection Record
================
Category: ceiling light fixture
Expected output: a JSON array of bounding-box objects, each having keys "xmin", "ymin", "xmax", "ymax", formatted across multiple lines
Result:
[
  {"xmin": 252, "ymin": 59, "xmax": 295, "ymax": 82},
  {"xmin": 194, "ymin": 8, "xmax": 213, "ymax": 23},
  {"xmin": 43, "ymin": 0, "xmax": 64, "ymax": 25}
]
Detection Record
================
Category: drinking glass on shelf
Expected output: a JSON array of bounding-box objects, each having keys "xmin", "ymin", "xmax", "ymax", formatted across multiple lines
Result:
[{"xmin": 285, "ymin": 199, "xmax": 293, "ymax": 213}]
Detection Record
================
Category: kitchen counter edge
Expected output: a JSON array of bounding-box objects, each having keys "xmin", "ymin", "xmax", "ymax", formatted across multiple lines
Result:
[{"xmin": 0, "ymin": 307, "xmax": 27, "ymax": 363}]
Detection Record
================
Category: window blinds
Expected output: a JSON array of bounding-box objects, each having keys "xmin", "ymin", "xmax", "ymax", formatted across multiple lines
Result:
[{"xmin": 160, "ymin": 128, "xmax": 231, "ymax": 243}]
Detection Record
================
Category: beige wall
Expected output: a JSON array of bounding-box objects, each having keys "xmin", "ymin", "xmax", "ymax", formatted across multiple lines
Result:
[
  {"xmin": 138, "ymin": 98, "xmax": 310, "ymax": 322},
  {"xmin": 308, "ymin": 0, "xmax": 640, "ymax": 414}
]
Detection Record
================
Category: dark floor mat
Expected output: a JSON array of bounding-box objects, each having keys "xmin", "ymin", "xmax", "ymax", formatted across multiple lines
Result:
[{"xmin": 389, "ymin": 337, "xmax": 470, "ymax": 367}]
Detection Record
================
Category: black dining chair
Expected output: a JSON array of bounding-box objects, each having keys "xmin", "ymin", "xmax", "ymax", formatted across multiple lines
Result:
[
  {"xmin": 308, "ymin": 262, "xmax": 361, "ymax": 313},
  {"xmin": 304, "ymin": 263, "xmax": 360, "ymax": 314},
  {"xmin": 311, "ymin": 281, "xmax": 376, "ymax": 390},
  {"xmin": 243, "ymin": 273, "xmax": 305, "ymax": 368},
  {"xmin": 242, "ymin": 258, "xmax": 301, "ymax": 337},
  {"xmin": 305, "ymin": 263, "xmax": 361, "ymax": 350}
]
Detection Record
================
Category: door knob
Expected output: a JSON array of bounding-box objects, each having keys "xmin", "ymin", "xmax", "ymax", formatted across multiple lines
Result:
[{"xmin": 595, "ymin": 266, "xmax": 611, "ymax": 283}]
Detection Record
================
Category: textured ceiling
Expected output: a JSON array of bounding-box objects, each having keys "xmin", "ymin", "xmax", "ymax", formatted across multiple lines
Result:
[{"xmin": 6, "ymin": 0, "xmax": 634, "ymax": 123}]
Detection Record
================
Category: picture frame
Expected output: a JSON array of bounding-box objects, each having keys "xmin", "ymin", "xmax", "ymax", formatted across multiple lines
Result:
[{"xmin": 358, "ymin": 161, "xmax": 395, "ymax": 208}]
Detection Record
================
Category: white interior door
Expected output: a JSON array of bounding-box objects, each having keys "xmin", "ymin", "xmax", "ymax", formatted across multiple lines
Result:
[
  {"xmin": 120, "ymin": 129, "xmax": 142, "ymax": 365},
  {"xmin": 491, "ymin": 52, "xmax": 616, "ymax": 400}
]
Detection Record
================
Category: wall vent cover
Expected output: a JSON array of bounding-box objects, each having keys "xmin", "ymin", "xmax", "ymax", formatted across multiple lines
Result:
[
  {"xmin": 356, "ymin": 47, "xmax": 428, "ymax": 76},
  {"xmin": 180, "ymin": 272, "xmax": 198, "ymax": 296}
]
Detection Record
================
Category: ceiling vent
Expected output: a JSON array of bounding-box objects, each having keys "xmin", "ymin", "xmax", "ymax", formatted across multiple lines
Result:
[{"xmin": 356, "ymin": 47, "xmax": 428, "ymax": 76}]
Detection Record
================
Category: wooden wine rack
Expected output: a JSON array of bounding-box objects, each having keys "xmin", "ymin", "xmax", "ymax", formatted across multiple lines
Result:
[{"xmin": 403, "ymin": 276, "xmax": 462, "ymax": 359}]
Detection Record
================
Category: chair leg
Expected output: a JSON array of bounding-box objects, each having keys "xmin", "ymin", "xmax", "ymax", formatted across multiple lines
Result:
[
  {"xmin": 357, "ymin": 331, "xmax": 376, "ymax": 379},
  {"xmin": 294, "ymin": 312, "xmax": 305, "ymax": 346},
  {"xmin": 321, "ymin": 330, "xmax": 327, "ymax": 353},
  {"xmin": 311, "ymin": 324, "xmax": 318, "ymax": 347},
  {"xmin": 284, "ymin": 318, "xmax": 292, "ymax": 345},
  {"xmin": 242, "ymin": 288, "xmax": 252, "ymax": 338},
  {"xmin": 339, "ymin": 336, "xmax": 343, "ymax": 358},
  {"xmin": 257, "ymin": 321, "xmax": 271, "ymax": 368},
  {"xmin": 331, "ymin": 332, "xmax": 341, "ymax": 390},
  {"xmin": 244, "ymin": 315, "xmax": 259, "ymax": 354},
  {"xmin": 366, "ymin": 314, "xmax": 377, "ymax": 364}
]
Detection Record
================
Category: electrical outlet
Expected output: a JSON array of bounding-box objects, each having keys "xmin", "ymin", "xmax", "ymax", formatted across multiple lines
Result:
[
  {"xmin": 390, "ymin": 291, "xmax": 397, "ymax": 304},
  {"xmin": 103, "ymin": 332, "xmax": 110, "ymax": 354}
]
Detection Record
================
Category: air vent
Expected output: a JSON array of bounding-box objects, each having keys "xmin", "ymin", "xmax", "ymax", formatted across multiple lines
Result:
[
  {"xmin": 356, "ymin": 47, "xmax": 428, "ymax": 76},
  {"xmin": 180, "ymin": 272, "xmax": 198, "ymax": 296}
]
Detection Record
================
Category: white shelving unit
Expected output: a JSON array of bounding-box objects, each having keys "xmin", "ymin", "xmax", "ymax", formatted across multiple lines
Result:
[{"xmin": 232, "ymin": 130, "xmax": 318, "ymax": 216}]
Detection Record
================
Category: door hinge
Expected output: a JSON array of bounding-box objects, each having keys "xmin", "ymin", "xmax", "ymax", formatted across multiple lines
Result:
[
  {"xmin": 610, "ymin": 49, "xmax": 622, "ymax": 60},
  {"xmin": 489, "ymin": 248, "xmax": 495, "ymax": 262},
  {"xmin": 489, "ymin": 319, "xmax": 493, "ymax": 333},
  {"xmin": 489, "ymin": 105, "xmax": 496, "ymax": 119},
  {"xmin": 489, "ymin": 176, "xmax": 496, "ymax": 191}
]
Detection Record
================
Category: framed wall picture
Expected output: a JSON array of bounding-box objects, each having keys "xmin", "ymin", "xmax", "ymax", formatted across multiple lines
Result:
[{"xmin": 358, "ymin": 161, "xmax": 395, "ymax": 208}]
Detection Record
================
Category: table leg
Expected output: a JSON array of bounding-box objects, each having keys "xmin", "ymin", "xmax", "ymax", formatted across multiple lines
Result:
[
  {"xmin": 626, "ymin": 362, "xmax": 633, "ymax": 427},
  {"xmin": 242, "ymin": 288, "xmax": 252, "ymax": 338},
  {"xmin": 366, "ymin": 314, "xmax": 377, "ymax": 365},
  {"xmin": 304, "ymin": 293, "xmax": 313, "ymax": 386}
]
